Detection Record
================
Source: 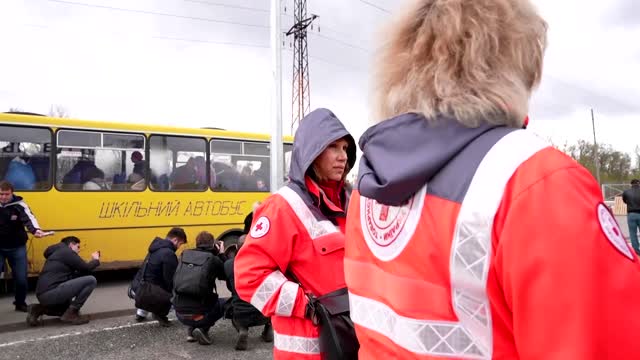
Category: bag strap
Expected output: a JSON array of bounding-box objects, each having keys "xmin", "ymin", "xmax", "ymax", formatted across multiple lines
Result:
[{"xmin": 139, "ymin": 253, "xmax": 151, "ymax": 282}]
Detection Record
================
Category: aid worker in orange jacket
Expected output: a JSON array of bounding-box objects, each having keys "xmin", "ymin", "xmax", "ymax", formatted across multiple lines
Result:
[
  {"xmin": 234, "ymin": 108, "xmax": 357, "ymax": 359},
  {"xmin": 344, "ymin": 0, "xmax": 640, "ymax": 359}
]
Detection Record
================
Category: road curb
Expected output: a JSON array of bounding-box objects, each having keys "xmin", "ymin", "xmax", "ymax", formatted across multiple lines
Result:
[{"xmin": 0, "ymin": 308, "xmax": 135, "ymax": 334}]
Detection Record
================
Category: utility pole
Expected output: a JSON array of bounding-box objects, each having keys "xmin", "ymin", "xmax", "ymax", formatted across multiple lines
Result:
[
  {"xmin": 591, "ymin": 108, "xmax": 602, "ymax": 186},
  {"xmin": 286, "ymin": 0, "xmax": 318, "ymax": 134},
  {"xmin": 270, "ymin": 0, "xmax": 283, "ymax": 193}
]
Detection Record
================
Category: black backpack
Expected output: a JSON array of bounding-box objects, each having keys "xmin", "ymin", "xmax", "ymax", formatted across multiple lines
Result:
[{"xmin": 173, "ymin": 249, "xmax": 215, "ymax": 297}]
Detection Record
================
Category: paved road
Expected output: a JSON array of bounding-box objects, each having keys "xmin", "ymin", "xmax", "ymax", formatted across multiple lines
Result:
[{"xmin": 0, "ymin": 313, "xmax": 274, "ymax": 360}]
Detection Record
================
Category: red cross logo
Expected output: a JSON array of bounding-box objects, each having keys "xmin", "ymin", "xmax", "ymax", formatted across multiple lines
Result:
[{"xmin": 250, "ymin": 216, "xmax": 270, "ymax": 239}]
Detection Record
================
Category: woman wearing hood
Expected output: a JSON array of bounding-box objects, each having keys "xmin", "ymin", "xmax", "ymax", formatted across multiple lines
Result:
[
  {"xmin": 234, "ymin": 108, "xmax": 358, "ymax": 360},
  {"xmin": 343, "ymin": 0, "xmax": 640, "ymax": 359}
]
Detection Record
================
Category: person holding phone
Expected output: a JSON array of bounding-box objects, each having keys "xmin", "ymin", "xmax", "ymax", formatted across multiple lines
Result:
[
  {"xmin": 0, "ymin": 180, "xmax": 47, "ymax": 312},
  {"xmin": 27, "ymin": 236, "xmax": 100, "ymax": 326}
]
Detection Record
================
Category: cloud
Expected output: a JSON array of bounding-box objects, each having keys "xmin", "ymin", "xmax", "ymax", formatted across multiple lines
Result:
[
  {"xmin": 604, "ymin": 0, "xmax": 640, "ymax": 26},
  {"xmin": 530, "ymin": 76, "xmax": 640, "ymax": 119}
]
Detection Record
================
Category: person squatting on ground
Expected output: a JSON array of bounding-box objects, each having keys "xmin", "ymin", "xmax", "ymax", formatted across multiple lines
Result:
[
  {"xmin": 235, "ymin": 108, "xmax": 359, "ymax": 360},
  {"xmin": 0, "ymin": 180, "xmax": 47, "ymax": 312},
  {"xmin": 343, "ymin": 0, "xmax": 640, "ymax": 359},
  {"xmin": 129, "ymin": 227, "xmax": 187, "ymax": 326},
  {"xmin": 29, "ymin": 236, "xmax": 99, "ymax": 325},
  {"xmin": 224, "ymin": 234, "xmax": 272, "ymax": 350},
  {"xmin": 173, "ymin": 231, "xmax": 229, "ymax": 345}
]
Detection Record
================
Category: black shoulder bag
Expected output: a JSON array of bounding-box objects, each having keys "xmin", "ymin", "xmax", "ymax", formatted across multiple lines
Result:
[
  {"xmin": 289, "ymin": 272, "xmax": 360, "ymax": 359},
  {"xmin": 134, "ymin": 255, "xmax": 172, "ymax": 315}
]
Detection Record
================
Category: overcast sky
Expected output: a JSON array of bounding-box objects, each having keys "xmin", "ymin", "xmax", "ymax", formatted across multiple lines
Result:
[{"xmin": 0, "ymin": 0, "xmax": 638, "ymax": 158}]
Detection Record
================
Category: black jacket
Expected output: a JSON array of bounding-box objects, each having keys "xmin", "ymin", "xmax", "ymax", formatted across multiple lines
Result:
[
  {"xmin": 623, "ymin": 186, "xmax": 640, "ymax": 214},
  {"xmin": 173, "ymin": 246, "xmax": 227, "ymax": 314},
  {"xmin": 224, "ymin": 257, "xmax": 268, "ymax": 327},
  {"xmin": 36, "ymin": 243, "xmax": 100, "ymax": 296},
  {"xmin": 140, "ymin": 237, "xmax": 179, "ymax": 293},
  {"xmin": 242, "ymin": 212, "xmax": 253, "ymax": 234},
  {"xmin": 0, "ymin": 195, "xmax": 40, "ymax": 249}
]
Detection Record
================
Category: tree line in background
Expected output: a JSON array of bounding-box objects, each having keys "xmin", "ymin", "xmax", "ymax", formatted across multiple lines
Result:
[
  {"xmin": 554, "ymin": 140, "xmax": 640, "ymax": 184},
  {"xmin": 8, "ymin": 105, "xmax": 70, "ymax": 118}
]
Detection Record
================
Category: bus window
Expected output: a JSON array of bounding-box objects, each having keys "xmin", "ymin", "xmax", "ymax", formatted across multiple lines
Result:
[
  {"xmin": 210, "ymin": 140, "xmax": 270, "ymax": 192},
  {"xmin": 0, "ymin": 125, "xmax": 52, "ymax": 191},
  {"xmin": 56, "ymin": 130, "xmax": 145, "ymax": 191},
  {"xmin": 149, "ymin": 135, "xmax": 207, "ymax": 191}
]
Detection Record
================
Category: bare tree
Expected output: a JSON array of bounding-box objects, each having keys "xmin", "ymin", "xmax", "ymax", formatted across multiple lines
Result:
[{"xmin": 48, "ymin": 104, "xmax": 70, "ymax": 118}]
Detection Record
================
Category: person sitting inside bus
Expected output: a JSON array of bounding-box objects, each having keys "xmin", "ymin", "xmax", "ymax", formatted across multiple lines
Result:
[
  {"xmin": 171, "ymin": 158, "xmax": 198, "ymax": 190},
  {"xmin": 28, "ymin": 236, "xmax": 100, "ymax": 326},
  {"xmin": 82, "ymin": 166, "xmax": 106, "ymax": 190},
  {"xmin": 4, "ymin": 155, "xmax": 36, "ymax": 190},
  {"xmin": 173, "ymin": 231, "xmax": 228, "ymax": 345}
]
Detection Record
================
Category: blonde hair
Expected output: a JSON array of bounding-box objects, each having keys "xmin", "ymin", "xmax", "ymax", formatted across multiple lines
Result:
[{"xmin": 372, "ymin": 0, "xmax": 547, "ymax": 127}]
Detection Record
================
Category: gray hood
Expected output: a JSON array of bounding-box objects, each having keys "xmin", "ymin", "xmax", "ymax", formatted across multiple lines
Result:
[
  {"xmin": 289, "ymin": 108, "xmax": 356, "ymax": 188},
  {"xmin": 357, "ymin": 113, "xmax": 501, "ymax": 206}
]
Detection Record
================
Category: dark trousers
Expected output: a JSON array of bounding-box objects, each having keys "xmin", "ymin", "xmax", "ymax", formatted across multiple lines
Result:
[
  {"xmin": 37, "ymin": 276, "xmax": 97, "ymax": 310},
  {"xmin": 176, "ymin": 297, "xmax": 228, "ymax": 333},
  {"xmin": 0, "ymin": 245, "xmax": 28, "ymax": 306}
]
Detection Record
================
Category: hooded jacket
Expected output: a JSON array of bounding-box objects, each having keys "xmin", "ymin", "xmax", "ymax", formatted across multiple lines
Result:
[
  {"xmin": 0, "ymin": 194, "xmax": 40, "ymax": 249},
  {"xmin": 234, "ymin": 108, "xmax": 356, "ymax": 360},
  {"xmin": 141, "ymin": 237, "xmax": 179, "ymax": 293},
  {"xmin": 36, "ymin": 242, "xmax": 100, "ymax": 296},
  {"xmin": 344, "ymin": 113, "xmax": 640, "ymax": 360}
]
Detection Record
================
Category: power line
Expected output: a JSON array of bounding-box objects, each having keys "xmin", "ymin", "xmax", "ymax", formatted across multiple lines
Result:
[
  {"xmin": 310, "ymin": 32, "xmax": 371, "ymax": 53},
  {"xmin": 45, "ymin": 0, "xmax": 269, "ymax": 29},
  {"xmin": 154, "ymin": 36, "xmax": 269, "ymax": 49},
  {"xmin": 182, "ymin": 0, "xmax": 269, "ymax": 13},
  {"xmin": 358, "ymin": 0, "xmax": 391, "ymax": 13}
]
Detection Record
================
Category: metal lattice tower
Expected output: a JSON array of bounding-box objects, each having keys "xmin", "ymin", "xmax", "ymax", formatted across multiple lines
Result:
[{"xmin": 286, "ymin": 0, "xmax": 318, "ymax": 134}]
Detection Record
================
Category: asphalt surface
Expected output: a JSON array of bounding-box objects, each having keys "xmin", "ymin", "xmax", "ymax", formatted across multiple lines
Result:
[{"xmin": 0, "ymin": 314, "xmax": 274, "ymax": 360}]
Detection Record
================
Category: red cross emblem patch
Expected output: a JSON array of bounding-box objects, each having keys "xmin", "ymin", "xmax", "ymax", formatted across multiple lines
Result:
[{"xmin": 250, "ymin": 216, "xmax": 271, "ymax": 239}]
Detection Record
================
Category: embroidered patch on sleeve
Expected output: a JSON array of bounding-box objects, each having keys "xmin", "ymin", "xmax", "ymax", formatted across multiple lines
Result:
[
  {"xmin": 597, "ymin": 203, "xmax": 635, "ymax": 261},
  {"xmin": 250, "ymin": 216, "xmax": 271, "ymax": 239}
]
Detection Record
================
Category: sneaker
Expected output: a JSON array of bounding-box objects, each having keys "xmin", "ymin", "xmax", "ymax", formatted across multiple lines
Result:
[
  {"xmin": 186, "ymin": 327, "xmax": 196, "ymax": 342},
  {"xmin": 235, "ymin": 326, "xmax": 249, "ymax": 350},
  {"xmin": 192, "ymin": 328, "xmax": 212, "ymax": 346},
  {"xmin": 261, "ymin": 323, "xmax": 274, "ymax": 343},
  {"xmin": 26, "ymin": 304, "xmax": 46, "ymax": 327},
  {"xmin": 14, "ymin": 303, "xmax": 28, "ymax": 312},
  {"xmin": 152, "ymin": 314, "xmax": 172, "ymax": 327}
]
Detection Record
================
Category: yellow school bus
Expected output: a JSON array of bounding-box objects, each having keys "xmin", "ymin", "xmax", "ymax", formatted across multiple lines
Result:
[{"xmin": 0, "ymin": 112, "xmax": 293, "ymax": 275}]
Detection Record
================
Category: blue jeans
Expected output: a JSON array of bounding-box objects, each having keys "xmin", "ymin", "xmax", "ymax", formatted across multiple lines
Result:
[
  {"xmin": 628, "ymin": 213, "xmax": 640, "ymax": 255},
  {"xmin": 0, "ymin": 245, "xmax": 28, "ymax": 306}
]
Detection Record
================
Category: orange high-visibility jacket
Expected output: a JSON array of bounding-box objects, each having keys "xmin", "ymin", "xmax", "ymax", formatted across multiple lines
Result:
[
  {"xmin": 235, "ymin": 108, "xmax": 356, "ymax": 360},
  {"xmin": 345, "ymin": 114, "xmax": 640, "ymax": 359}
]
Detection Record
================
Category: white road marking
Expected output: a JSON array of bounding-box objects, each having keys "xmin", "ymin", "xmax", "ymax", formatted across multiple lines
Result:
[{"xmin": 0, "ymin": 319, "xmax": 171, "ymax": 348}]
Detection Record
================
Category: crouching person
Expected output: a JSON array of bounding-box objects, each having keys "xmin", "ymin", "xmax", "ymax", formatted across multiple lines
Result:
[
  {"xmin": 173, "ymin": 231, "xmax": 228, "ymax": 345},
  {"xmin": 224, "ymin": 235, "xmax": 272, "ymax": 351},
  {"xmin": 28, "ymin": 236, "xmax": 100, "ymax": 326},
  {"xmin": 131, "ymin": 227, "xmax": 187, "ymax": 327}
]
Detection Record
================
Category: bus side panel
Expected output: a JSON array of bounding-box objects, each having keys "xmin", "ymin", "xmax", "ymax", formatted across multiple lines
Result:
[{"xmin": 24, "ymin": 190, "xmax": 268, "ymax": 275}]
